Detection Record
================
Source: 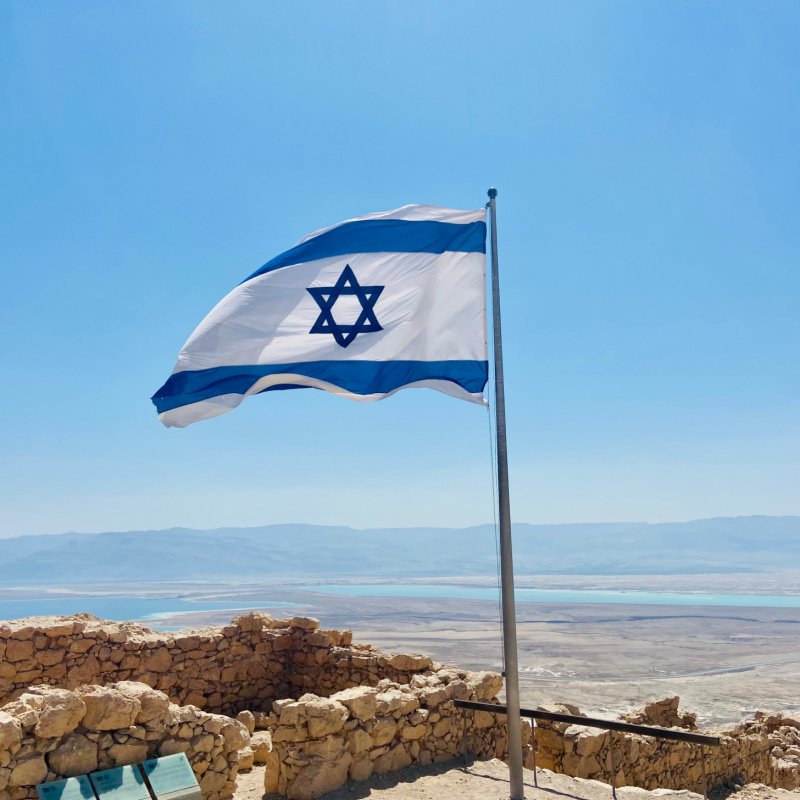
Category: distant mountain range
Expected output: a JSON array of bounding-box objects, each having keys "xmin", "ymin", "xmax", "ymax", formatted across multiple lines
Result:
[{"xmin": 1, "ymin": 516, "xmax": 798, "ymax": 584}]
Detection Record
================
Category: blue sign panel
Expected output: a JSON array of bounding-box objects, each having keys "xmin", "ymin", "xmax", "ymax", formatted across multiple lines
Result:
[
  {"xmin": 141, "ymin": 754, "xmax": 199, "ymax": 796},
  {"xmin": 37, "ymin": 776, "xmax": 95, "ymax": 800},
  {"xmin": 89, "ymin": 766, "xmax": 149, "ymax": 800}
]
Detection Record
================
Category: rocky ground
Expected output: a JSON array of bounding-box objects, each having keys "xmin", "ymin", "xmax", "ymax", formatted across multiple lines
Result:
[
  {"xmin": 235, "ymin": 761, "xmax": 800, "ymax": 800},
  {"xmin": 717, "ymin": 787, "xmax": 800, "ymax": 799},
  {"xmin": 232, "ymin": 761, "xmax": 663, "ymax": 800}
]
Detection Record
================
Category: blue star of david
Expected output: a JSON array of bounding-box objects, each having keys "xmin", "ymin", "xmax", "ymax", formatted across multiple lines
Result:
[{"xmin": 307, "ymin": 264, "xmax": 384, "ymax": 348}]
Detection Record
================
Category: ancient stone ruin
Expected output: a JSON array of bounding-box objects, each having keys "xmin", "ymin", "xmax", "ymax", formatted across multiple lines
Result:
[
  {"xmin": 0, "ymin": 613, "xmax": 516, "ymax": 799},
  {"xmin": 1, "ymin": 612, "xmax": 799, "ymax": 799},
  {"xmin": 533, "ymin": 697, "xmax": 800, "ymax": 793},
  {"xmin": 0, "ymin": 682, "xmax": 247, "ymax": 800}
]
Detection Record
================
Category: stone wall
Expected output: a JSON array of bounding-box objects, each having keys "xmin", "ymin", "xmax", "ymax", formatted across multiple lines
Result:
[
  {"xmin": 0, "ymin": 614, "xmax": 436, "ymax": 715},
  {"xmin": 286, "ymin": 638, "xmax": 439, "ymax": 698},
  {"xmin": 533, "ymin": 697, "xmax": 800, "ymax": 794},
  {"xmin": 7, "ymin": 615, "xmax": 799, "ymax": 798},
  {"xmin": 256, "ymin": 669, "xmax": 529, "ymax": 800},
  {"xmin": 0, "ymin": 682, "xmax": 248, "ymax": 800},
  {"xmin": 0, "ymin": 613, "xmax": 523, "ymax": 799}
]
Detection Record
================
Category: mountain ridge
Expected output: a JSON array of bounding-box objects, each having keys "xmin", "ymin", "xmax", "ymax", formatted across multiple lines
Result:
[{"xmin": 0, "ymin": 516, "xmax": 798, "ymax": 584}]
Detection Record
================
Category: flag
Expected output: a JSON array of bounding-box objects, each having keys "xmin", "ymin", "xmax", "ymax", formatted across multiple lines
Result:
[{"xmin": 152, "ymin": 204, "xmax": 488, "ymax": 427}]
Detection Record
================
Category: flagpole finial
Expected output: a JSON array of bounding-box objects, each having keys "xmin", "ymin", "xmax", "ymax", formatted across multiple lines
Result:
[{"xmin": 487, "ymin": 187, "xmax": 498, "ymax": 199}]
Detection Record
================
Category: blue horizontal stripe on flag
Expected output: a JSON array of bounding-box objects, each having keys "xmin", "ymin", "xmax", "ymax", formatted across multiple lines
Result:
[
  {"xmin": 242, "ymin": 219, "xmax": 486, "ymax": 283},
  {"xmin": 152, "ymin": 360, "xmax": 488, "ymax": 413}
]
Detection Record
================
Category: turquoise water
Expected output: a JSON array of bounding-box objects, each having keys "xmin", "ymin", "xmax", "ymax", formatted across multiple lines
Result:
[
  {"xmin": 0, "ymin": 596, "xmax": 297, "ymax": 625},
  {"xmin": 4, "ymin": 584, "xmax": 800, "ymax": 625},
  {"xmin": 302, "ymin": 583, "xmax": 800, "ymax": 609}
]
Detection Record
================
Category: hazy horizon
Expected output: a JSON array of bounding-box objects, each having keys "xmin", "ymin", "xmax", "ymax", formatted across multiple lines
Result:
[
  {"xmin": 2, "ymin": 512, "xmax": 798, "ymax": 541},
  {"xmin": 2, "ymin": 516, "xmax": 798, "ymax": 584}
]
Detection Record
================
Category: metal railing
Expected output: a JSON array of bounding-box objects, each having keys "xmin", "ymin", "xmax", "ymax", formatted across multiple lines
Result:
[{"xmin": 454, "ymin": 699, "xmax": 721, "ymax": 799}]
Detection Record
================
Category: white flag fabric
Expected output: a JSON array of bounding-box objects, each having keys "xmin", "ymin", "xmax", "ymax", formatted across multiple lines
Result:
[{"xmin": 152, "ymin": 204, "xmax": 488, "ymax": 427}]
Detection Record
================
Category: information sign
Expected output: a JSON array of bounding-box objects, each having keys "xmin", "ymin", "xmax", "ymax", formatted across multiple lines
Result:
[
  {"xmin": 37, "ymin": 775, "xmax": 96, "ymax": 800},
  {"xmin": 140, "ymin": 754, "xmax": 201, "ymax": 800},
  {"xmin": 89, "ymin": 765, "xmax": 150, "ymax": 800}
]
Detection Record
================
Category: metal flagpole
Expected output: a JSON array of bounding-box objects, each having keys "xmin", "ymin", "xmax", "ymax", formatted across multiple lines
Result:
[{"xmin": 487, "ymin": 187, "xmax": 525, "ymax": 800}]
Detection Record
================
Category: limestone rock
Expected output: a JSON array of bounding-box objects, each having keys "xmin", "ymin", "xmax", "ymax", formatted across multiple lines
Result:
[
  {"xmin": 48, "ymin": 733, "xmax": 99, "ymax": 776},
  {"xmin": 288, "ymin": 752, "xmax": 351, "ymax": 800},
  {"xmin": 420, "ymin": 686, "xmax": 448, "ymax": 709},
  {"xmin": 253, "ymin": 711, "xmax": 273, "ymax": 730},
  {"xmin": 372, "ymin": 718, "xmax": 397, "ymax": 747},
  {"xmin": 330, "ymin": 687, "xmax": 378, "ymax": 721},
  {"xmin": 303, "ymin": 735, "xmax": 345, "ymax": 760},
  {"xmin": 622, "ymin": 696, "xmax": 696, "ymax": 730},
  {"xmin": 0, "ymin": 711, "xmax": 23, "ymax": 749},
  {"xmin": 5, "ymin": 640, "xmax": 34, "ymax": 663},
  {"xmin": 375, "ymin": 689, "xmax": 418, "ymax": 715},
  {"xmin": 23, "ymin": 687, "xmax": 86, "ymax": 739},
  {"xmin": 199, "ymin": 769, "xmax": 228, "ymax": 793},
  {"xmin": 191, "ymin": 734, "xmax": 215, "ymax": 754},
  {"xmin": 109, "ymin": 742, "xmax": 149, "ymax": 766},
  {"xmin": 114, "ymin": 682, "xmax": 170, "ymax": 723},
  {"xmin": 78, "ymin": 686, "xmax": 140, "ymax": 730},
  {"xmin": 348, "ymin": 728, "xmax": 373, "ymax": 754},
  {"xmin": 158, "ymin": 739, "xmax": 190, "ymax": 757},
  {"xmin": 288, "ymin": 616, "xmax": 320, "ymax": 631},
  {"xmin": 251, "ymin": 731, "xmax": 273, "ymax": 764},
  {"xmin": 272, "ymin": 724, "xmax": 308, "ymax": 743},
  {"xmin": 373, "ymin": 743, "xmax": 411, "ymax": 774},
  {"xmin": 10, "ymin": 756, "xmax": 47, "ymax": 787},
  {"xmin": 304, "ymin": 632, "xmax": 332, "ymax": 648},
  {"xmin": 574, "ymin": 728, "xmax": 607, "ymax": 757},
  {"xmin": 299, "ymin": 696, "xmax": 348, "ymax": 738},
  {"xmin": 445, "ymin": 679, "xmax": 471, "ymax": 701},
  {"xmin": 274, "ymin": 699, "xmax": 301, "ymax": 726},
  {"xmin": 465, "ymin": 671, "xmax": 504, "ymax": 701},
  {"xmin": 143, "ymin": 649, "xmax": 172, "ymax": 673},
  {"xmin": 232, "ymin": 611, "xmax": 271, "ymax": 632},
  {"xmin": 237, "ymin": 746, "xmax": 254, "ymax": 771},
  {"xmin": 473, "ymin": 710, "xmax": 496, "ymax": 729},
  {"xmin": 262, "ymin": 749, "xmax": 280, "ymax": 793},
  {"xmin": 42, "ymin": 621, "xmax": 77, "ymax": 637},
  {"xmin": 387, "ymin": 653, "xmax": 432, "ymax": 672},
  {"xmin": 236, "ymin": 710, "xmax": 256, "ymax": 734},
  {"xmin": 349, "ymin": 754, "xmax": 373, "ymax": 782},
  {"xmin": 220, "ymin": 719, "xmax": 249, "ymax": 751},
  {"xmin": 399, "ymin": 723, "xmax": 426, "ymax": 740},
  {"xmin": 2, "ymin": 697, "xmax": 40, "ymax": 730}
]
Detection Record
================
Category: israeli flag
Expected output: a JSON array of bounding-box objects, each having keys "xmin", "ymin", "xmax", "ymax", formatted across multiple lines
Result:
[{"xmin": 152, "ymin": 205, "xmax": 488, "ymax": 427}]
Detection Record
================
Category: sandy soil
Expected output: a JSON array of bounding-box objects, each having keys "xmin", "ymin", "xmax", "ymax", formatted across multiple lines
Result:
[
  {"xmin": 234, "ymin": 761, "xmax": 707, "ymax": 800},
  {"xmin": 234, "ymin": 762, "xmax": 800, "ymax": 799}
]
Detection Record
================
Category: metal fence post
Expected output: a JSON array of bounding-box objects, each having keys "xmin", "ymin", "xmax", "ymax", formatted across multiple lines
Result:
[
  {"xmin": 701, "ymin": 745, "xmax": 708, "ymax": 800},
  {"xmin": 609, "ymin": 731, "xmax": 618, "ymax": 800}
]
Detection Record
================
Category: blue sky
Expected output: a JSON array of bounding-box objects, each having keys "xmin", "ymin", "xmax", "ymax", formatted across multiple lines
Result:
[{"xmin": 1, "ymin": 1, "xmax": 798, "ymax": 538}]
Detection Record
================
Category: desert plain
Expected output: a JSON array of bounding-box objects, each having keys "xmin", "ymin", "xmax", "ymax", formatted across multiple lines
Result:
[{"xmin": 20, "ymin": 570, "xmax": 793, "ymax": 729}]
